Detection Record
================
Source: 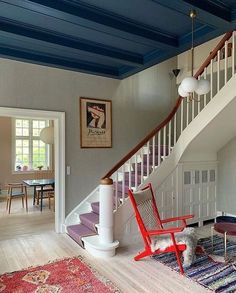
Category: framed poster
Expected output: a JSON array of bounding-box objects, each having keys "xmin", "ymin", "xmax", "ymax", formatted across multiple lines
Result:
[{"xmin": 80, "ymin": 97, "xmax": 112, "ymax": 148}]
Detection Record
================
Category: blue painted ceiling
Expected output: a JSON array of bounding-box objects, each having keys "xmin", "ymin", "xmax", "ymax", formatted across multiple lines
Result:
[{"xmin": 0, "ymin": 0, "xmax": 236, "ymax": 79}]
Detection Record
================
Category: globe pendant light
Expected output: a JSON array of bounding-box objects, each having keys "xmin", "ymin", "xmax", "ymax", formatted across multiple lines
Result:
[
  {"xmin": 40, "ymin": 126, "xmax": 54, "ymax": 144},
  {"xmin": 178, "ymin": 10, "xmax": 210, "ymax": 101}
]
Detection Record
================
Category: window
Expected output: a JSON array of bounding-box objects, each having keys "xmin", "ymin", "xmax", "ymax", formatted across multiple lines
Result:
[{"xmin": 13, "ymin": 118, "xmax": 50, "ymax": 171}]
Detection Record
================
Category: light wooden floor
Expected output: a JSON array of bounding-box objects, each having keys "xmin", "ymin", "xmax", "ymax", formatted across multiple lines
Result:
[{"xmin": 0, "ymin": 198, "xmax": 213, "ymax": 292}]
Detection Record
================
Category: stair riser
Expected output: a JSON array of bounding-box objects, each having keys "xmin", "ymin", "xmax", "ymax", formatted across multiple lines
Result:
[{"xmin": 79, "ymin": 213, "xmax": 99, "ymax": 232}]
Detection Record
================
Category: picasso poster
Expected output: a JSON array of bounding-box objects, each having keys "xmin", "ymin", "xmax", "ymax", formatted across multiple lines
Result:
[{"xmin": 80, "ymin": 97, "xmax": 112, "ymax": 148}]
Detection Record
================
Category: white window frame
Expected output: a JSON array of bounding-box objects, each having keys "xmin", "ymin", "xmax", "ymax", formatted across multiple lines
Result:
[{"xmin": 12, "ymin": 118, "xmax": 51, "ymax": 173}]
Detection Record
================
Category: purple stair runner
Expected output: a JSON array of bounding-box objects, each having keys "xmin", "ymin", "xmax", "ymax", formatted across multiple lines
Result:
[
  {"xmin": 79, "ymin": 212, "xmax": 99, "ymax": 232},
  {"xmin": 91, "ymin": 202, "xmax": 99, "ymax": 214},
  {"xmin": 67, "ymin": 144, "xmax": 170, "ymax": 248},
  {"xmin": 67, "ymin": 223, "xmax": 97, "ymax": 247}
]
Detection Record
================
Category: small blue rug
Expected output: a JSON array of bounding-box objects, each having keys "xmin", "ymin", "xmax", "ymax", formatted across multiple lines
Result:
[{"xmin": 152, "ymin": 235, "xmax": 236, "ymax": 292}]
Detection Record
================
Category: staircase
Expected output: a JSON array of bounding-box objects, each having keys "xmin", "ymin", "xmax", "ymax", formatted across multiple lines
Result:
[{"xmin": 65, "ymin": 31, "xmax": 236, "ymax": 253}]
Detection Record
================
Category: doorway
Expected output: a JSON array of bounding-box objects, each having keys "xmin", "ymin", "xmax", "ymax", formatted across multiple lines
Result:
[{"xmin": 0, "ymin": 107, "xmax": 65, "ymax": 233}]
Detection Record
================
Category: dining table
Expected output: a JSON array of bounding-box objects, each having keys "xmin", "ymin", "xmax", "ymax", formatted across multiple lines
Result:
[{"xmin": 23, "ymin": 179, "xmax": 54, "ymax": 212}]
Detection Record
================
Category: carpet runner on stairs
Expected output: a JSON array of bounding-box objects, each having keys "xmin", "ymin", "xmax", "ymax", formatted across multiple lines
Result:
[{"xmin": 67, "ymin": 145, "xmax": 170, "ymax": 248}]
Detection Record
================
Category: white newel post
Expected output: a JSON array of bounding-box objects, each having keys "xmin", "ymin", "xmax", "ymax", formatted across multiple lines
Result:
[
  {"xmin": 99, "ymin": 178, "xmax": 114, "ymax": 244},
  {"xmin": 98, "ymin": 178, "xmax": 119, "ymax": 256},
  {"xmin": 83, "ymin": 177, "xmax": 119, "ymax": 257}
]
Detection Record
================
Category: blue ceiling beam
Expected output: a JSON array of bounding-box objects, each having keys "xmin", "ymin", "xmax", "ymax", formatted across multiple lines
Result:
[
  {"xmin": 181, "ymin": 0, "xmax": 231, "ymax": 22},
  {"xmin": 152, "ymin": 0, "xmax": 231, "ymax": 29},
  {"xmin": 0, "ymin": 18, "xmax": 144, "ymax": 67},
  {"xmin": 26, "ymin": 0, "xmax": 178, "ymax": 48},
  {"xmin": 0, "ymin": 45, "xmax": 121, "ymax": 78}
]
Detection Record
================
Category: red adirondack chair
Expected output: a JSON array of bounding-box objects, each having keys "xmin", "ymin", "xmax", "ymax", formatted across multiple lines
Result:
[{"xmin": 128, "ymin": 183, "xmax": 194, "ymax": 274}]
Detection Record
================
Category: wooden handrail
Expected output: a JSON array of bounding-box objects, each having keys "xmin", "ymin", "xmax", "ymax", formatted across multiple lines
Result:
[
  {"xmin": 102, "ymin": 96, "xmax": 182, "ymax": 179},
  {"xmin": 194, "ymin": 31, "xmax": 233, "ymax": 77},
  {"xmin": 102, "ymin": 31, "xmax": 233, "ymax": 180}
]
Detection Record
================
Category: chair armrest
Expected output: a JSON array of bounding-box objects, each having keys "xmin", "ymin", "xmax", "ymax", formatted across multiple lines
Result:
[
  {"xmin": 148, "ymin": 226, "xmax": 185, "ymax": 236},
  {"xmin": 161, "ymin": 214, "xmax": 194, "ymax": 224}
]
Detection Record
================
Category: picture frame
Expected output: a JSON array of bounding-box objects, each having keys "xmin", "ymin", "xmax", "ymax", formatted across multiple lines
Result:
[{"xmin": 80, "ymin": 97, "xmax": 112, "ymax": 148}]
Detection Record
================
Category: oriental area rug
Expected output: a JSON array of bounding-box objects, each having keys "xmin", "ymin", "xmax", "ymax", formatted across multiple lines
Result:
[
  {"xmin": 0, "ymin": 256, "xmax": 121, "ymax": 293},
  {"xmin": 153, "ymin": 235, "xmax": 236, "ymax": 293}
]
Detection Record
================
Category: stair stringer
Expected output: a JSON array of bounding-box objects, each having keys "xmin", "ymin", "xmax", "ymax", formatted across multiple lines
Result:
[
  {"xmin": 65, "ymin": 186, "xmax": 99, "ymax": 227},
  {"xmin": 114, "ymin": 73, "xmax": 236, "ymax": 246}
]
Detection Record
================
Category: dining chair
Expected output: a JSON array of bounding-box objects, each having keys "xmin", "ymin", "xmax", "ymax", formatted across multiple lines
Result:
[
  {"xmin": 34, "ymin": 170, "xmax": 54, "ymax": 205},
  {"xmin": 46, "ymin": 190, "xmax": 55, "ymax": 210},
  {"xmin": 6, "ymin": 183, "xmax": 28, "ymax": 214}
]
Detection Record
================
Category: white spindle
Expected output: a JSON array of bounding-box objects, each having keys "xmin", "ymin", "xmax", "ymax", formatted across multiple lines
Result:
[
  {"xmin": 146, "ymin": 142, "xmax": 150, "ymax": 177},
  {"xmin": 210, "ymin": 59, "xmax": 213, "ymax": 100},
  {"xmin": 174, "ymin": 114, "xmax": 177, "ymax": 144},
  {"xmin": 152, "ymin": 136, "xmax": 155, "ymax": 170},
  {"xmin": 204, "ymin": 68, "xmax": 207, "ymax": 107},
  {"xmin": 197, "ymin": 76, "xmax": 201, "ymax": 114},
  {"xmin": 186, "ymin": 98, "xmax": 189, "ymax": 126},
  {"xmin": 180, "ymin": 101, "xmax": 183, "ymax": 133},
  {"xmin": 168, "ymin": 121, "xmax": 171, "ymax": 155},
  {"xmin": 158, "ymin": 131, "xmax": 161, "ymax": 165},
  {"xmin": 115, "ymin": 172, "xmax": 118, "ymax": 210},
  {"xmin": 163, "ymin": 126, "xmax": 166, "ymax": 159},
  {"xmin": 134, "ymin": 154, "xmax": 138, "ymax": 190},
  {"xmin": 232, "ymin": 32, "xmax": 235, "ymax": 76},
  {"xmin": 122, "ymin": 165, "xmax": 125, "ymax": 201},
  {"xmin": 217, "ymin": 50, "xmax": 220, "ymax": 92},
  {"xmin": 140, "ymin": 148, "xmax": 144, "ymax": 184},
  {"xmin": 128, "ymin": 159, "xmax": 131, "ymax": 189},
  {"xmin": 225, "ymin": 40, "xmax": 228, "ymax": 84}
]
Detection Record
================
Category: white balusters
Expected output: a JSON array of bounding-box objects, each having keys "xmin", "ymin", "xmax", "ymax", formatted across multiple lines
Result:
[
  {"xmin": 163, "ymin": 126, "xmax": 166, "ymax": 159},
  {"xmin": 152, "ymin": 136, "xmax": 156, "ymax": 171},
  {"xmin": 158, "ymin": 131, "xmax": 161, "ymax": 166},
  {"xmin": 186, "ymin": 98, "xmax": 189, "ymax": 126},
  {"xmin": 232, "ymin": 31, "xmax": 235, "ymax": 76},
  {"xmin": 136, "ymin": 153, "xmax": 140, "ymax": 189},
  {"xmin": 217, "ymin": 49, "xmax": 220, "ymax": 92},
  {"xmin": 115, "ymin": 172, "xmax": 118, "ymax": 210},
  {"xmin": 146, "ymin": 142, "xmax": 150, "ymax": 177},
  {"xmin": 168, "ymin": 121, "xmax": 171, "ymax": 155},
  {"xmin": 128, "ymin": 159, "xmax": 131, "ymax": 189},
  {"xmin": 197, "ymin": 76, "xmax": 201, "ymax": 114},
  {"xmin": 191, "ymin": 98, "xmax": 194, "ymax": 121},
  {"xmin": 174, "ymin": 113, "xmax": 177, "ymax": 144},
  {"xmin": 204, "ymin": 68, "xmax": 207, "ymax": 107},
  {"xmin": 180, "ymin": 101, "xmax": 183, "ymax": 133},
  {"xmin": 225, "ymin": 40, "xmax": 228, "ymax": 84},
  {"xmin": 140, "ymin": 148, "xmax": 144, "ymax": 184},
  {"xmin": 121, "ymin": 165, "xmax": 125, "ymax": 202}
]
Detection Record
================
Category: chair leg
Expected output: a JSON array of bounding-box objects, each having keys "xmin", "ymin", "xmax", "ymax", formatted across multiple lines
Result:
[
  {"xmin": 25, "ymin": 195, "xmax": 28, "ymax": 212},
  {"xmin": 134, "ymin": 248, "xmax": 152, "ymax": 261},
  {"xmin": 6, "ymin": 198, "xmax": 9, "ymax": 211},
  {"xmin": 8, "ymin": 198, "xmax": 12, "ymax": 214},
  {"xmin": 22, "ymin": 196, "xmax": 24, "ymax": 208},
  {"xmin": 48, "ymin": 196, "xmax": 51, "ymax": 209},
  {"xmin": 170, "ymin": 234, "xmax": 184, "ymax": 274}
]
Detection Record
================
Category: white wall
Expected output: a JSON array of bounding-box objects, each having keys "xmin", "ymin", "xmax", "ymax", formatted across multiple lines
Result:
[
  {"xmin": 0, "ymin": 56, "xmax": 177, "ymax": 214},
  {"xmin": 217, "ymin": 137, "xmax": 236, "ymax": 214}
]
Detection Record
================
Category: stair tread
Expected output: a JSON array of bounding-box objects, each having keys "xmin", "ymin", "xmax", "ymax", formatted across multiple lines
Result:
[
  {"xmin": 80, "ymin": 212, "xmax": 99, "ymax": 232},
  {"xmin": 67, "ymin": 223, "xmax": 97, "ymax": 248}
]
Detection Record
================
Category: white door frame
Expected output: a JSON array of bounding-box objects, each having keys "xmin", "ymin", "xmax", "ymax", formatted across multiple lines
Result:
[{"xmin": 0, "ymin": 106, "xmax": 65, "ymax": 233}]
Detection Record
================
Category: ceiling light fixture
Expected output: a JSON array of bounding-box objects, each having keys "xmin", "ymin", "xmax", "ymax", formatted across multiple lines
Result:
[{"xmin": 178, "ymin": 9, "xmax": 210, "ymax": 101}]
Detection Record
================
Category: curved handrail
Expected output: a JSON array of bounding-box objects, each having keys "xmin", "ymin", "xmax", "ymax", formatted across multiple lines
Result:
[
  {"xmin": 194, "ymin": 31, "xmax": 233, "ymax": 77},
  {"xmin": 102, "ymin": 31, "xmax": 233, "ymax": 180}
]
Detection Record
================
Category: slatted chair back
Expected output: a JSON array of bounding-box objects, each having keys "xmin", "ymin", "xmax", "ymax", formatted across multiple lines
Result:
[
  {"xmin": 128, "ymin": 184, "xmax": 163, "ymax": 247},
  {"xmin": 34, "ymin": 169, "xmax": 54, "ymax": 180}
]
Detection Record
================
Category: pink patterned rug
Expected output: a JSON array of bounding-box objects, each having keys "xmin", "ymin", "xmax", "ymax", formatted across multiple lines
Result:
[{"xmin": 0, "ymin": 256, "xmax": 121, "ymax": 293}]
